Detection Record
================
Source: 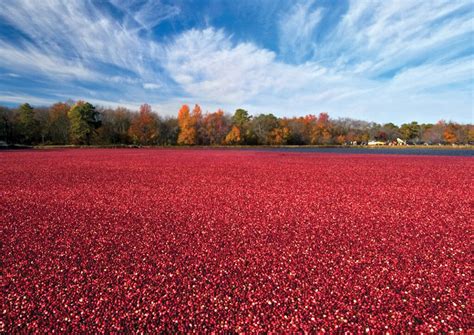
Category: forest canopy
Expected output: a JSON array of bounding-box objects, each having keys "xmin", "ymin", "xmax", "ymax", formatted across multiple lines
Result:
[{"xmin": 0, "ymin": 101, "xmax": 472, "ymax": 146}]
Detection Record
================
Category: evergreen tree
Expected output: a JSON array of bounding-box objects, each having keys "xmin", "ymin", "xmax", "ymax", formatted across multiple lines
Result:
[{"xmin": 68, "ymin": 101, "xmax": 101, "ymax": 145}]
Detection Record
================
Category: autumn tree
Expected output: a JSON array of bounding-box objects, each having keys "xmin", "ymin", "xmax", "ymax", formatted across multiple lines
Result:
[
  {"xmin": 201, "ymin": 109, "xmax": 230, "ymax": 145},
  {"xmin": 443, "ymin": 122, "xmax": 462, "ymax": 144},
  {"xmin": 177, "ymin": 104, "xmax": 196, "ymax": 145},
  {"xmin": 335, "ymin": 134, "xmax": 346, "ymax": 145},
  {"xmin": 270, "ymin": 126, "xmax": 290, "ymax": 145},
  {"xmin": 128, "ymin": 104, "xmax": 159, "ymax": 145},
  {"xmin": 192, "ymin": 104, "xmax": 207, "ymax": 144},
  {"xmin": 225, "ymin": 125, "xmax": 242, "ymax": 144},
  {"xmin": 2, "ymin": 101, "xmax": 473, "ymax": 146},
  {"xmin": 310, "ymin": 113, "xmax": 332, "ymax": 145},
  {"xmin": 68, "ymin": 101, "xmax": 101, "ymax": 145},
  {"xmin": 283, "ymin": 115, "xmax": 328, "ymax": 145},
  {"xmin": 301, "ymin": 115, "xmax": 317, "ymax": 144}
]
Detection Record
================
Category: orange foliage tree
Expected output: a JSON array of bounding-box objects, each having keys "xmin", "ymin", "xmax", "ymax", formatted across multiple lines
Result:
[
  {"xmin": 225, "ymin": 125, "xmax": 242, "ymax": 144},
  {"xmin": 310, "ymin": 113, "xmax": 332, "ymax": 144},
  {"xmin": 202, "ymin": 109, "xmax": 229, "ymax": 145},
  {"xmin": 128, "ymin": 103, "xmax": 159, "ymax": 145},
  {"xmin": 301, "ymin": 115, "xmax": 317, "ymax": 144},
  {"xmin": 335, "ymin": 134, "xmax": 346, "ymax": 145},
  {"xmin": 443, "ymin": 123, "xmax": 459, "ymax": 144},
  {"xmin": 270, "ymin": 120, "xmax": 290, "ymax": 145},
  {"xmin": 177, "ymin": 104, "xmax": 199, "ymax": 145}
]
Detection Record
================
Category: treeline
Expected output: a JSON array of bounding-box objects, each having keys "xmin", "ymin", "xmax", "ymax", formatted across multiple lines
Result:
[{"xmin": 0, "ymin": 101, "xmax": 473, "ymax": 146}]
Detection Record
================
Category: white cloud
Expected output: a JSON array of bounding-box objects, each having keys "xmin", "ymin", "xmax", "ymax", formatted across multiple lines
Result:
[
  {"xmin": 164, "ymin": 28, "xmax": 329, "ymax": 104},
  {"xmin": 388, "ymin": 58, "xmax": 473, "ymax": 93},
  {"xmin": 0, "ymin": 93, "xmax": 56, "ymax": 106},
  {"xmin": 278, "ymin": 0, "xmax": 323, "ymax": 62},
  {"xmin": 161, "ymin": 23, "xmax": 473, "ymax": 123},
  {"xmin": 0, "ymin": 40, "xmax": 97, "ymax": 81},
  {"xmin": 110, "ymin": 0, "xmax": 180, "ymax": 31},
  {"xmin": 159, "ymin": 0, "xmax": 473, "ymax": 123},
  {"xmin": 0, "ymin": 0, "xmax": 472, "ymax": 124},
  {"xmin": 318, "ymin": 0, "xmax": 473, "ymax": 75},
  {"xmin": 0, "ymin": 0, "xmax": 165, "ymax": 83},
  {"xmin": 143, "ymin": 83, "xmax": 161, "ymax": 90}
]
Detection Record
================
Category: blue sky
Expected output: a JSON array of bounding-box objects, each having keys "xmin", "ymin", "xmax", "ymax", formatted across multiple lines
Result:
[{"xmin": 0, "ymin": 0, "xmax": 472, "ymax": 124}]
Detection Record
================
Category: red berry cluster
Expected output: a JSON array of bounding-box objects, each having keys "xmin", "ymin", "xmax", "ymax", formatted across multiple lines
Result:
[{"xmin": 1, "ymin": 149, "xmax": 471, "ymax": 332}]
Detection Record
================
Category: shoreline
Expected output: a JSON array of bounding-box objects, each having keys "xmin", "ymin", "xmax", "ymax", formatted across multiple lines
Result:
[{"xmin": 1, "ymin": 144, "xmax": 472, "ymax": 150}]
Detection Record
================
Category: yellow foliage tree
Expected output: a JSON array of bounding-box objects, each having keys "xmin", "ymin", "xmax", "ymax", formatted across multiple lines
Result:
[
  {"xmin": 443, "ymin": 124, "xmax": 459, "ymax": 144},
  {"xmin": 177, "ymin": 104, "xmax": 196, "ymax": 145},
  {"xmin": 270, "ymin": 127, "xmax": 290, "ymax": 145},
  {"xmin": 225, "ymin": 125, "xmax": 241, "ymax": 144},
  {"xmin": 335, "ymin": 134, "xmax": 346, "ymax": 145},
  {"xmin": 310, "ymin": 113, "xmax": 332, "ymax": 144}
]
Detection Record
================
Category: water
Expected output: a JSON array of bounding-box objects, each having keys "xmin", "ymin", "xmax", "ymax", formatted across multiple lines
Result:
[{"xmin": 251, "ymin": 147, "xmax": 474, "ymax": 157}]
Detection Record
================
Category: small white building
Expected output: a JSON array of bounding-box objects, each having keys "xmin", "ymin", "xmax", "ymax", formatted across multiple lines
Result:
[
  {"xmin": 396, "ymin": 138, "xmax": 407, "ymax": 145},
  {"xmin": 368, "ymin": 141, "xmax": 386, "ymax": 146}
]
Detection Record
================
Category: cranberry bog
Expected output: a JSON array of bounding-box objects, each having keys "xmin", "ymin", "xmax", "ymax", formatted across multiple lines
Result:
[{"xmin": 1, "ymin": 149, "xmax": 472, "ymax": 332}]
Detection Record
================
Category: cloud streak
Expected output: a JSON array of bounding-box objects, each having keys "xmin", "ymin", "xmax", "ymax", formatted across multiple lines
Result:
[
  {"xmin": 278, "ymin": 0, "xmax": 323, "ymax": 63},
  {"xmin": 0, "ymin": 0, "xmax": 472, "ymax": 124}
]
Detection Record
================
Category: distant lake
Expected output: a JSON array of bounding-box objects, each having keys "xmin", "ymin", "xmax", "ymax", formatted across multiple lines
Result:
[{"xmin": 251, "ymin": 147, "xmax": 474, "ymax": 157}]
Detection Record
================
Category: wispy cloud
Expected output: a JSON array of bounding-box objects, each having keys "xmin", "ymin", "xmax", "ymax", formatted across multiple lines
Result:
[
  {"xmin": 110, "ymin": 0, "xmax": 180, "ymax": 31},
  {"xmin": 0, "ymin": 0, "xmax": 472, "ymax": 123},
  {"xmin": 0, "ymin": 40, "xmax": 97, "ymax": 81},
  {"xmin": 317, "ymin": 0, "xmax": 473, "ymax": 76},
  {"xmin": 161, "ymin": 22, "xmax": 472, "ymax": 122},
  {"xmin": 278, "ymin": 0, "xmax": 323, "ymax": 63},
  {"xmin": 143, "ymin": 83, "xmax": 161, "ymax": 90},
  {"xmin": 0, "ymin": 0, "xmax": 166, "ymax": 88},
  {"xmin": 0, "ymin": 93, "xmax": 57, "ymax": 106}
]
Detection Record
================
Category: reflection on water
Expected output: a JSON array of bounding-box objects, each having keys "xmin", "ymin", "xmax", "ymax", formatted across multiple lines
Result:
[{"xmin": 251, "ymin": 147, "xmax": 474, "ymax": 157}]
